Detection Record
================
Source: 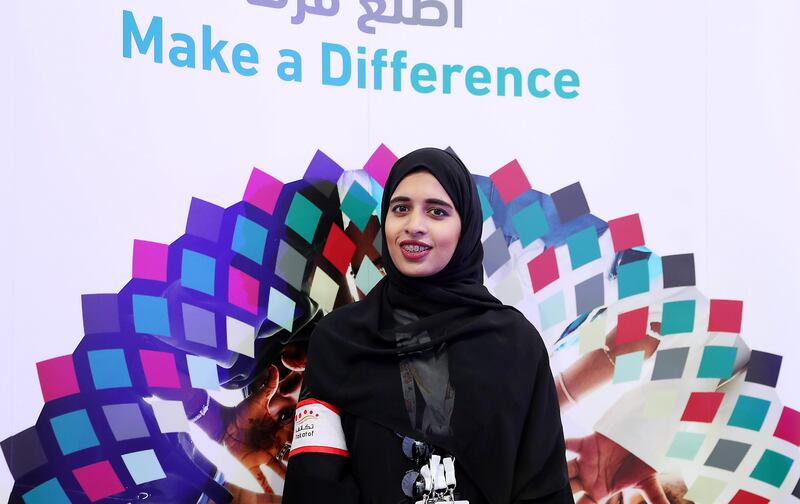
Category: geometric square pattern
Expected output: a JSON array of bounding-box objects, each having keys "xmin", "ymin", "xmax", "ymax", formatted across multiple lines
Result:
[
  {"xmin": 36, "ymin": 355, "xmax": 80, "ymax": 402},
  {"xmin": 21, "ymin": 478, "xmax": 71, "ymax": 504},
  {"xmin": 750, "ymin": 449, "xmax": 793, "ymax": 487},
  {"xmin": 708, "ymin": 299, "xmax": 744, "ymax": 333},
  {"xmin": 185, "ymin": 197, "xmax": 225, "ymax": 243},
  {"xmin": 231, "ymin": 215, "xmax": 268, "ymax": 265},
  {"xmin": 139, "ymin": 350, "xmax": 181, "ymax": 389},
  {"xmin": 613, "ymin": 351, "xmax": 645, "ymax": 384},
  {"xmin": 150, "ymin": 400, "xmax": 189, "ymax": 433},
  {"xmin": 186, "ymin": 355, "xmax": 220, "ymax": 390},
  {"xmin": 729, "ymin": 490, "xmax": 769, "ymax": 504},
  {"xmin": 181, "ymin": 303, "xmax": 217, "ymax": 347},
  {"xmin": 661, "ymin": 253, "xmax": 695, "ymax": 288},
  {"xmin": 666, "ymin": 431, "xmax": 706, "ymax": 460},
  {"xmin": 681, "ymin": 391, "xmax": 724, "ymax": 423},
  {"xmin": 267, "ymin": 287, "xmax": 296, "ymax": 332},
  {"xmin": 341, "ymin": 182, "xmax": 377, "ymax": 232},
  {"xmin": 697, "ymin": 346, "xmax": 737, "ymax": 379},
  {"xmin": 132, "ymin": 294, "xmax": 171, "ymax": 337},
  {"xmin": 181, "ymin": 249, "xmax": 216, "ymax": 296},
  {"xmin": 616, "ymin": 307, "xmax": 649, "ymax": 346},
  {"xmin": 87, "ymin": 349, "xmax": 132, "ymax": 390},
  {"xmin": 512, "ymin": 201, "xmax": 549, "ymax": 248},
  {"xmin": 661, "ymin": 300, "xmax": 696, "ymax": 335},
  {"xmin": 490, "ymin": 159, "xmax": 531, "ymax": 204},
  {"xmin": 651, "ymin": 347, "xmax": 690, "ymax": 380},
  {"xmin": 551, "ymin": 182, "xmax": 589, "ymax": 223},
  {"xmin": 727, "ymin": 395, "xmax": 771, "ymax": 431},
  {"xmin": 310, "ymin": 267, "xmax": 339, "ymax": 314},
  {"xmin": 566, "ymin": 226, "xmax": 601, "ymax": 270},
  {"xmin": 538, "ymin": 291, "xmax": 566, "ymax": 330},
  {"xmin": 102, "ymin": 403, "xmax": 150, "ymax": 441},
  {"xmin": 362, "ymin": 143, "xmax": 397, "ymax": 188},
  {"xmin": 228, "ymin": 266, "xmax": 260, "ymax": 315},
  {"xmin": 574, "ymin": 273, "xmax": 604, "ymax": 316},
  {"xmin": 121, "ymin": 449, "xmax": 167, "ymax": 485},
  {"xmin": 745, "ymin": 350, "xmax": 782, "ymax": 387},
  {"xmin": 322, "ymin": 224, "xmax": 355, "ymax": 275},
  {"xmin": 243, "ymin": 168, "xmax": 283, "ymax": 215},
  {"xmin": 72, "ymin": 460, "xmax": 126, "ymax": 502},
  {"xmin": 684, "ymin": 476, "xmax": 726, "ymax": 503},
  {"xmin": 0, "ymin": 426, "xmax": 48, "ymax": 479},
  {"xmin": 50, "ymin": 409, "xmax": 100, "ymax": 455},
  {"xmin": 132, "ymin": 239, "xmax": 168, "ymax": 282},
  {"xmin": 483, "ymin": 228, "xmax": 511, "ymax": 278},
  {"xmin": 226, "ymin": 316, "xmax": 255, "ymax": 358},
  {"xmin": 285, "ymin": 192, "xmax": 322, "ymax": 243},
  {"xmin": 608, "ymin": 214, "xmax": 645, "ymax": 252},
  {"xmin": 528, "ymin": 247, "xmax": 559, "ymax": 293},
  {"xmin": 275, "ymin": 240, "xmax": 307, "ymax": 291},
  {"xmin": 704, "ymin": 439, "xmax": 750, "ymax": 471},
  {"xmin": 617, "ymin": 259, "xmax": 650, "ymax": 299},
  {"xmin": 774, "ymin": 407, "xmax": 800, "ymax": 447}
]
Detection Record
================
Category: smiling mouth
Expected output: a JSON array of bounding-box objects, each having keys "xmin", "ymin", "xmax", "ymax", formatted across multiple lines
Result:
[{"xmin": 401, "ymin": 244, "xmax": 432, "ymax": 253}]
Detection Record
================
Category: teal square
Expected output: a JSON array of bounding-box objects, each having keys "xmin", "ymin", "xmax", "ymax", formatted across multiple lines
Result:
[
  {"xmin": 512, "ymin": 202, "xmax": 549, "ymax": 248},
  {"xmin": 697, "ymin": 346, "xmax": 737, "ymax": 379},
  {"xmin": 87, "ymin": 349, "xmax": 132, "ymax": 389},
  {"xmin": 132, "ymin": 294, "xmax": 171, "ymax": 337},
  {"xmin": 121, "ymin": 449, "xmax": 167, "ymax": 485},
  {"xmin": 181, "ymin": 249, "xmax": 216, "ymax": 295},
  {"xmin": 661, "ymin": 300, "xmax": 695, "ymax": 335},
  {"xmin": 750, "ymin": 449, "xmax": 793, "ymax": 487},
  {"xmin": 341, "ymin": 182, "xmax": 377, "ymax": 232},
  {"xmin": 50, "ymin": 409, "xmax": 100, "ymax": 455},
  {"xmin": 355, "ymin": 258, "xmax": 383, "ymax": 295},
  {"xmin": 566, "ymin": 226, "xmax": 601, "ymax": 270},
  {"xmin": 538, "ymin": 291, "xmax": 565, "ymax": 330},
  {"xmin": 666, "ymin": 431, "xmax": 705, "ymax": 460},
  {"xmin": 22, "ymin": 478, "xmax": 71, "ymax": 504},
  {"xmin": 617, "ymin": 260, "xmax": 650, "ymax": 299},
  {"xmin": 286, "ymin": 193, "xmax": 322, "ymax": 243},
  {"xmin": 231, "ymin": 215, "xmax": 268, "ymax": 265},
  {"xmin": 477, "ymin": 186, "xmax": 493, "ymax": 222},
  {"xmin": 727, "ymin": 395, "xmax": 770, "ymax": 431},
  {"xmin": 613, "ymin": 351, "xmax": 645, "ymax": 383}
]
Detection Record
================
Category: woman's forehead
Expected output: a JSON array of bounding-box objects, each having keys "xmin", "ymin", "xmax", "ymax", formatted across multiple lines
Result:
[{"xmin": 390, "ymin": 170, "xmax": 454, "ymax": 204}]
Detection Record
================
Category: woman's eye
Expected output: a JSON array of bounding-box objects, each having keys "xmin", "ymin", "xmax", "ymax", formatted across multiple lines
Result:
[
  {"xmin": 392, "ymin": 204, "xmax": 409, "ymax": 213},
  {"xmin": 430, "ymin": 208, "xmax": 448, "ymax": 217}
]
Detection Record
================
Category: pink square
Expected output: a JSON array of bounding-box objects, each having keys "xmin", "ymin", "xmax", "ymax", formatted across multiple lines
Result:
[
  {"xmin": 608, "ymin": 214, "xmax": 645, "ymax": 252},
  {"xmin": 139, "ymin": 350, "xmax": 182, "ymax": 389},
  {"xmin": 527, "ymin": 247, "xmax": 559, "ymax": 293},
  {"xmin": 228, "ymin": 266, "xmax": 260, "ymax": 315},
  {"xmin": 490, "ymin": 159, "xmax": 532, "ymax": 204},
  {"xmin": 132, "ymin": 240, "xmax": 168, "ymax": 282},
  {"xmin": 708, "ymin": 299, "xmax": 743, "ymax": 333},
  {"xmin": 72, "ymin": 460, "xmax": 125, "ymax": 502},
  {"xmin": 616, "ymin": 306, "xmax": 649, "ymax": 346},
  {"xmin": 774, "ymin": 406, "xmax": 800, "ymax": 446},
  {"xmin": 36, "ymin": 355, "xmax": 80, "ymax": 402},
  {"xmin": 363, "ymin": 143, "xmax": 397, "ymax": 187},
  {"xmin": 244, "ymin": 168, "xmax": 283, "ymax": 215}
]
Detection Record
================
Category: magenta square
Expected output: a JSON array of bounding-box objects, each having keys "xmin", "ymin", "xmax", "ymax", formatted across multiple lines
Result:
[
  {"xmin": 139, "ymin": 350, "xmax": 182, "ymax": 389},
  {"xmin": 527, "ymin": 247, "xmax": 560, "ymax": 293},
  {"xmin": 774, "ymin": 407, "xmax": 800, "ymax": 446},
  {"xmin": 132, "ymin": 240, "xmax": 168, "ymax": 282},
  {"xmin": 228, "ymin": 266, "xmax": 260, "ymax": 315},
  {"xmin": 72, "ymin": 460, "xmax": 125, "ymax": 502},
  {"xmin": 36, "ymin": 355, "xmax": 80, "ymax": 402},
  {"xmin": 490, "ymin": 159, "xmax": 532, "ymax": 204},
  {"xmin": 243, "ymin": 167, "xmax": 283, "ymax": 215},
  {"xmin": 363, "ymin": 143, "xmax": 397, "ymax": 187},
  {"xmin": 608, "ymin": 214, "xmax": 645, "ymax": 252}
]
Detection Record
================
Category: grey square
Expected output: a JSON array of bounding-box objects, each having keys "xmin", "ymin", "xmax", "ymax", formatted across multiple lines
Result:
[
  {"xmin": 372, "ymin": 232, "xmax": 383, "ymax": 256},
  {"xmin": 0, "ymin": 426, "xmax": 48, "ymax": 479},
  {"xmin": 551, "ymin": 182, "xmax": 590, "ymax": 223},
  {"xmin": 662, "ymin": 254, "xmax": 695, "ymax": 288},
  {"xmin": 276, "ymin": 240, "xmax": 307, "ymax": 291},
  {"xmin": 102, "ymin": 403, "xmax": 151, "ymax": 441},
  {"xmin": 182, "ymin": 303, "xmax": 217, "ymax": 347},
  {"xmin": 704, "ymin": 439, "xmax": 750, "ymax": 471},
  {"xmin": 482, "ymin": 229, "xmax": 511, "ymax": 277},
  {"xmin": 575, "ymin": 274, "xmax": 604, "ymax": 315},
  {"xmin": 651, "ymin": 347, "xmax": 690, "ymax": 380}
]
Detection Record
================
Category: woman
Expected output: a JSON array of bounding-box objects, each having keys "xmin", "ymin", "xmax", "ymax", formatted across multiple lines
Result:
[{"xmin": 283, "ymin": 148, "xmax": 573, "ymax": 503}]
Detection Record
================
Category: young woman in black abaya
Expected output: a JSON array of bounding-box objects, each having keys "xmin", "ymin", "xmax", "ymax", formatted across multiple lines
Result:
[{"xmin": 283, "ymin": 147, "xmax": 574, "ymax": 503}]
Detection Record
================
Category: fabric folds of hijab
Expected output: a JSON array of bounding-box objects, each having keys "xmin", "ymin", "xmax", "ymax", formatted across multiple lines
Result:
[{"xmin": 302, "ymin": 148, "xmax": 570, "ymax": 502}]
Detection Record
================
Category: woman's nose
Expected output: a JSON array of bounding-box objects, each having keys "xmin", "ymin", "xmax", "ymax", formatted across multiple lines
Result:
[{"xmin": 405, "ymin": 209, "xmax": 427, "ymax": 234}]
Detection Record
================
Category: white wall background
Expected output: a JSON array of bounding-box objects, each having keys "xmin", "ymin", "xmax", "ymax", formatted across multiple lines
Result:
[{"xmin": 2, "ymin": 0, "xmax": 799, "ymax": 498}]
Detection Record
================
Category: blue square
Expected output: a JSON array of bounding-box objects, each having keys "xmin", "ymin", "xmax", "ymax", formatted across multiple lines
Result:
[
  {"xmin": 697, "ymin": 346, "xmax": 737, "ymax": 379},
  {"xmin": 186, "ymin": 355, "xmax": 220, "ymax": 390},
  {"xmin": 121, "ymin": 449, "xmax": 167, "ymax": 485},
  {"xmin": 727, "ymin": 395, "xmax": 771, "ymax": 431},
  {"xmin": 231, "ymin": 215, "xmax": 268, "ymax": 265},
  {"xmin": 617, "ymin": 259, "xmax": 650, "ymax": 299},
  {"xmin": 512, "ymin": 201, "xmax": 549, "ymax": 248},
  {"xmin": 132, "ymin": 294, "xmax": 171, "ymax": 337},
  {"xmin": 22, "ymin": 478, "xmax": 71, "ymax": 504},
  {"xmin": 566, "ymin": 226, "xmax": 601, "ymax": 269},
  {"xmin": 87, "ymin": 349, "xmax": 132, "ymax": 389},
  {"xmin": 341, "ymin": 182, "xmax": 378, "ymax": 232},
  {"xmin": 50, "ymin": 409, "xmax": 100, "ymax": 455},
  {"xmin": 477, "ymin": 186, "xmax": 493, "ymax": 222},
  {"xmin": 181, "ymin": 249, "xmax": 216, "ymax": 295}
]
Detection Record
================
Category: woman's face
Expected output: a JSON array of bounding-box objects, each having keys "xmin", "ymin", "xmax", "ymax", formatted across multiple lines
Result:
[{"xmin": 385, "ymin": 170, "xmax": 462, "ymax": 277}]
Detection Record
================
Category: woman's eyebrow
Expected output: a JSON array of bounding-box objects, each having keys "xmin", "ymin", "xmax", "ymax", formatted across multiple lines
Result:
[{"xmin": 389, "ymin": 196, "xmax": 453, "ymax": 209}]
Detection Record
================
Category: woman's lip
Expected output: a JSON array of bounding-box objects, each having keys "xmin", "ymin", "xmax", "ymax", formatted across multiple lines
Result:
[{"xmin": 400, "ymin": 246, "xmax": 431, "ymax": 261}]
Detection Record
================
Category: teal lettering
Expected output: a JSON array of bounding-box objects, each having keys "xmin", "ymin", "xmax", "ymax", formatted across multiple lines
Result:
[
  {"xmin": 277, "ymin": 49, "xmax": 302, "ymax": 82},
  {"xmin": 410, "ymin": 63, "xmax": 436, "ymax": 93},
  {"xmin": 554, "ymin": 69, "xmax": 580, "ymax": 99},
  {"xmin": 465, "ymin": 65, "xmax": 491, "ymax": 96},
  {"xmin": 202, "ymin": 24, "xmax": 229, "ymax": 73},
  {"xmin": 322, "ymin": 43, "xmax": 350, "ymax": 86},
  {"xmin": 169, "ymin": 33, "xmax": 195, "ymax": 68},
  {"xmin": 527, "ymin": 68, "xmax": 550, "ymax": 98},
  {"xmin": 232, "ymin": 43, "xmax": 258, "ymax": 76},
  {"xmin": 123, "ymin": 10, "xmax": 162, "ymax": 63}
]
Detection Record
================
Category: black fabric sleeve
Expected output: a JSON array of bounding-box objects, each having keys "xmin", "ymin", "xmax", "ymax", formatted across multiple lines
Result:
[
  {"xmin": 281, "ymin": 386, "xmax": 360, "ymax": 504},
  {"xmin": 510, "ymin": 348, "xmax": 575, "ymax": 504}
]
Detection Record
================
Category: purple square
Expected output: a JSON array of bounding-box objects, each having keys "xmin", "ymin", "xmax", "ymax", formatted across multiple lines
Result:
[
  {"xmin": 363, "ymin": 144, "xmax": 397, "ymax": 187},
  {"xmin": 304, "ymin": 150, "xmax": 344, "ymax": 185},
  {"xmin": 102, "ymin": 403, "xmax": 150, "ymax": 441},
  {"xmin": 551, "ymin": 182, "xmax": 590, "ymax": 223},
  {"xmin": 1, "ymin": 426, "xmax": 48, "ymax": 479},
  {"xmin": 745, "ymin": 350, "xmax": 782, "ymax": 387},
  {"xmin": 185, "ymin": 197, "xmax": 225, "ymax": 243},
  {"xmin": 81, "ymin": 294, "xmax": 120, "ymax": 335},
  {"xmin": 182, "ymin": 303, "xmax": 217, "ymax": 347},
  {"xmin": 244, "ymin": 168, "xmax": 283, "ymax": 215}
]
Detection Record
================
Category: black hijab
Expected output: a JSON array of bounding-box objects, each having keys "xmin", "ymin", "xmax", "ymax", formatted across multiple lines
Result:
[{"xmin": 303, "ymin": 147, "xmax": 571, "ymax": 503}]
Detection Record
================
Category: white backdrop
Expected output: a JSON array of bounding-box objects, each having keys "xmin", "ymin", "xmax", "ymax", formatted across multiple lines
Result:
[{"xmin": 2, "ymin": 0, "xmax": 799, "ymax": 499}]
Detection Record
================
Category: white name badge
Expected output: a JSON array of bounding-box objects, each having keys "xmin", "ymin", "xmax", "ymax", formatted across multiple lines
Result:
[{"xmin": 288, "ymin": 398, "xmax": 349, "ymax": 458}]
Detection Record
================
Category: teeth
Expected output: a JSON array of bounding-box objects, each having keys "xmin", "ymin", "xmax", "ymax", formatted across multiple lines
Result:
[{"xmin": 402, "ymin": 244, "xmax": 430, "ymax": 253}]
